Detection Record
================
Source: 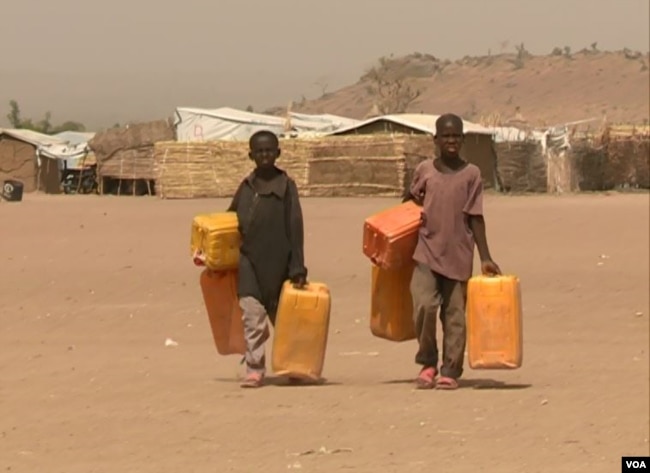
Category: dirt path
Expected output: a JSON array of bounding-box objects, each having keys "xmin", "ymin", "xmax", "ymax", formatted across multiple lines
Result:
[{"xmin": 1, "ymin": 192, "xmax": 648, "ymax": 473}]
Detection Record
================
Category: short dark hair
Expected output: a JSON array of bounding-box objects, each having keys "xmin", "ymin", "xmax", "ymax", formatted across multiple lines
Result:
[
  {"xmin": 249, "ymin": 130, "xmax": 279, "ymax": 148},
  {"xmin": 435, "ymin": 113, "xmax": 464, "ymax": 135}
]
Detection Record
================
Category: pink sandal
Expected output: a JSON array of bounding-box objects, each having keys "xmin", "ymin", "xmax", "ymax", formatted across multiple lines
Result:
[
  {"xmin": 415, "ymin": 367, "xmax": 437, "ymax": 389},
  {"xmin": 240, "ymin": 372, "xmax": 264, "ymax": 388},
  {"xmin": 436, "ymin": 376, "xmax": 459, "ymax": 390}
]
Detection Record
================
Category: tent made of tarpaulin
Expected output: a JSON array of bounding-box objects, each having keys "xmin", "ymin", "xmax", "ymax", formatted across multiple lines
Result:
[
  {"xmin": 173, "ymin": 107, "xmax": 359, "ymax": 141},
  {"xmin": 37, "ymin": 131, "xmax": 96, "ymax": 170},
  {"xmin": 287, "ymin": 112, "xmax": 359, "ymax": 130}
]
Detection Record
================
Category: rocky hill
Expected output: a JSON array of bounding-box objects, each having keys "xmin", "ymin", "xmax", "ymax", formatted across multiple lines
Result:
[{"xmin": 277, "ymin": 48, "xmax": 650, "ymax": 127}]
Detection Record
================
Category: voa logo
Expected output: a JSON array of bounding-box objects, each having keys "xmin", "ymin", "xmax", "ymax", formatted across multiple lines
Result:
[{"xmin": 626, "ymin": 458, "xmax": 647, "ymax": 469}]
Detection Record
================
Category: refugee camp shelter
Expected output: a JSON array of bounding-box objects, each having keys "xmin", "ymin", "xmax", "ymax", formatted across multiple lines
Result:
[
  {"xmin": 0, "ymin": 129, "xmax": 65, "ymax": 193},
  {"xmin": 88, "ymin": 119, "xmax": 174, "ymax": 195},
  {"xmin": 36, "ymin": 131, "xmax": 96, "ymax": 175},
  {"xmin": 173, "ymin": 107, "xmax": 358, "ymax": 141},
  {"xmin": 329, "ymin": 114, "xmax": 498, "ymax": 188}
]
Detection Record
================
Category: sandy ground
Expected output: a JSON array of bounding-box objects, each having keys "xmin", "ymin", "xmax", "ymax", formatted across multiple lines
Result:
[{"xmin": 1, "ymin": 192, "xmax": 648, "ymax": 473}]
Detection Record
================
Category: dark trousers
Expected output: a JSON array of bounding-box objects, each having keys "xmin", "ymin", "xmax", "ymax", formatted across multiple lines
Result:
[{"xmin": 410, "ymin": 262, "xmax": 468, "ymax": 379}]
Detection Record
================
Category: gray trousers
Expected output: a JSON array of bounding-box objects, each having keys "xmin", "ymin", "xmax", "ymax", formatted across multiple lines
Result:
[
  {"xmin": 239, "ymin": 296, "xmax": 270, "ymax": 375},
  {"xmin": 410, "ymin": 261, "xmax": 468, "ymax": 379}
]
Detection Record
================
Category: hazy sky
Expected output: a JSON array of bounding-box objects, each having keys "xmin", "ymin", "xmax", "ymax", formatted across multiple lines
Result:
[{"xmin": 1, "ymin": 0, "xmax": 648, "ymax": 129}]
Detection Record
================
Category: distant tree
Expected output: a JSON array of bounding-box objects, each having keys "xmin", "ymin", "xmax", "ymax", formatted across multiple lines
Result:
[
  {"xmin": 53, "ymin": 121, "xmax": 86, "ymax": 132},
  {"xmin": 314, "ymin": 77, "xmax": 329, "ymax": 96},
  {"xmin": 516, "ymin": 43, "xmax": 529, "ymax": 59},
  {"xmin": 37, "ymin": 112, "xmax": 53, "ymax": 134},
  {"xmin": 6, "ymin": 100, "xmax": 22, "ymax": 127},
  {"xmin": 363, "ymin": 57, "xmax": 421, "ymax": 114},
  {"xmin": 245, "ymin": 105, "xmax": 254, "ymax": 112},
  {"xmin": 511, "ymin": 43, "xmax": 529, "ymax": 69},
  {"xmin": 5, "ymin": 100, "xmax": 86, "ymax": 134}
]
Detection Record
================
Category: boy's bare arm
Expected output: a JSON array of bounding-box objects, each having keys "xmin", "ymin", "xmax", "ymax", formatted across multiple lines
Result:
[{"xmin": 468, "ymin": 215, "xmax": 501, "ymax": 275}]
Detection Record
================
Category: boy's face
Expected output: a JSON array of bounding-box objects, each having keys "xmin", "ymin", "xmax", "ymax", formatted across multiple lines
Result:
[
  {"xmin": 249, "ymin": 135, "xmax": 280, "ymax": 169},
  {"xmin": 434, "ymin": 120, "xmax": 464, "ymax": 157}
]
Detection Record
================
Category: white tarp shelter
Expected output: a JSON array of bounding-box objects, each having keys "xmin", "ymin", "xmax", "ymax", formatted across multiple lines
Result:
[
  {"xmin": 0, "ymin": 128, "xmax": 64, "ymax": 148},
  {"xmin": 173, "ymin": 107, "xmax": 359, "ymax": 142},
  {"xmin": 0, "ymin": 129, "xmax": 96, "ymax": 169},
  {"xmin": 489, "ymin": 118, "xmax": 598, "ymax": 153},
  {"xmin": 489, "ymin": 126, "xmax": 545, "ymax": 143},
  {"xmin": 37, "ymin": 131, "xmax": 96, "ymax": 169}
]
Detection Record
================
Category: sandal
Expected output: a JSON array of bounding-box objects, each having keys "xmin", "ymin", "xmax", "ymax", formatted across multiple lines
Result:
[
  {"xmin": 436, "ymin": 376, "xmax": 459, "ymax": 390},
  {"xmin": 415, "ymin": 367, "xmax": 437, "ymax": 389},
  {"xmin": 240, "ymin": 372, "xmax": 264, "ymax": 388}
]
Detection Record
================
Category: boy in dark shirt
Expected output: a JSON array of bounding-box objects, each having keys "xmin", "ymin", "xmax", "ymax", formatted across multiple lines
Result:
[
  {"xmin": 404, "ymin": 113, "xmax": 501, "ymax": 390},
  {"xmin": 227, "ymin": 130, "xmax": 308, "ymax": 388}
]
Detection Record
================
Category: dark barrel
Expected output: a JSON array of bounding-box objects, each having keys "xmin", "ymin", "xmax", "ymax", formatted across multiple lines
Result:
[{"xmin": 2, "ymin": 180, "xmax": 24, "ymax": 202}]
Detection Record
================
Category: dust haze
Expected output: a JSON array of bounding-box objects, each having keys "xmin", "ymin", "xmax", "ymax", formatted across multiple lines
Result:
[{"xmin": 0, "ymin": 0, "xmax": 648, "ymax": 129}]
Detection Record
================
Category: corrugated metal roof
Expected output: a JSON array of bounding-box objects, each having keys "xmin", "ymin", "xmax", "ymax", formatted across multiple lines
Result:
[{"xmin": 330, "ymin": 113, "xmax": 494, "ymax": 136}]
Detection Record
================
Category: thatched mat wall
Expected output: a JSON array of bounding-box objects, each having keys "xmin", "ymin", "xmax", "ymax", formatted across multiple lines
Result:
[
  {"xmin": 153, "ymin": 140, "xmax": 308, "ymax": 199},
  {"xmin": 495, "ymin": 141, "xmax": 547, "ymax": 192},
  {"xmin": 89, "ymin": 120, "xmax": 174, "ymax": 180},
  {"xmin": 570, "ymin": 138, "xmax": 609, "ymax": 191},
  {"xmin": 154, "ymin": 135, "xmax": 433, "ymax": 199},
  {"xmin": 494, "ymin": 125, "xmax": 649, "ymax": 193},
  {"xmin": 0, "ymin": 136, "xmax": 37, "ymax": 192},
  {"xmin": 571, "ymin": 128, "xmax": 649, "ymax": 191}
]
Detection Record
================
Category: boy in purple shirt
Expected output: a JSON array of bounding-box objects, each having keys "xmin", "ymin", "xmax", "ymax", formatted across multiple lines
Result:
[{"xmin": 404, "ymin": 113, "xmax": 501, "ymax": 390}]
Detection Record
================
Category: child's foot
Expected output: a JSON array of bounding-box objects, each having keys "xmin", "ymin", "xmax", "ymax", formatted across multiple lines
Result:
[
  {"xmin": 436, "ymin": 376, "xmax": 458, "ymax": 390},
  {"xmin": 240, "ymin": 372, "xmax": 264, "ymax": 388},
  {"xmin": 415, "ymin": 367, "xmax": 437, "ymax": 389}
]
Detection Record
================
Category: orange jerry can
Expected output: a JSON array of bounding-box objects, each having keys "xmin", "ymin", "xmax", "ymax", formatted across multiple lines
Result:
[
  {"xmin": 466, "ymin": 275, "xmax": 523, "ymax": 369},
  {"xmin": 362, "ymin": 201, "xmax": 422, "ymax": 270},
  {"xmin": 370, "ymin": 262, "xmax": 416, "ymax": 342},
  {"xmin": 272, "ymin": 281, "xmax": 331, "ymax": 381},
  {"xmin": 199, "ymin": 268, "xmax": 246, "ymax": 356}
]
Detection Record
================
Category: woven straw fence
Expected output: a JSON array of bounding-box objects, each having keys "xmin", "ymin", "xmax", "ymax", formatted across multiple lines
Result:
[
  {"xmin": 571, "ymin": 126, "xmax": 649, "ymax": 191},
  {"xmin": 495, "ymin": 141, "xmax": 547, "ymax": 192},
  {"xmin": 154, "ymin": 135, "xmax": 433, "ymax": 199},
  {"xmin": 89, "ymin": 119, "xmax": 175, "ymax": 180},
  {"xmin": 494, "ymin": 125, "xmax": 649, "ymax": 193},
  {"xmin": 98, "ymin": 147, "xmax": 158, "ymax": 180}
]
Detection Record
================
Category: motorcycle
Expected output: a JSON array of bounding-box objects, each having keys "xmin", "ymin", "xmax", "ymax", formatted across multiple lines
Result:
[{"xmin": 61, "ymin": 164, "xmax": 98, "ymax": 194}]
